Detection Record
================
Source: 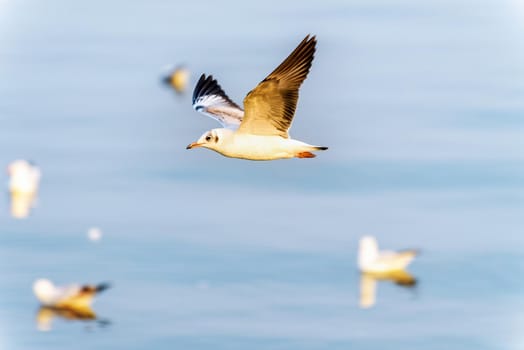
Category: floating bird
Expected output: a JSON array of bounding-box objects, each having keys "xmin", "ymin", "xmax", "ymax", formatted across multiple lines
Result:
[
  {"xmin": 358, "ymin": 236, "xmax": 418, "ymax": 274},
  {"xmin": 33, "ymin": 279, "xmax": 110, "ymax": 310},
  {"xmin": 7, "ymin": 159, "xmax": 41, "ymax": 195},
  {"xmin": 187, "ymin": 35, "xmax": 327, "ymax": 160},
  {"xmin": 162, "ymin": 65, "xmax": 190, "ymax": 94}
]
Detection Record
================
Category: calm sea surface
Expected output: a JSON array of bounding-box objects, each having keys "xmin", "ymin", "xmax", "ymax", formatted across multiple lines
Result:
[{"xmin": 0, "ymin": 0, "xmax": 523, "ymax": 349}]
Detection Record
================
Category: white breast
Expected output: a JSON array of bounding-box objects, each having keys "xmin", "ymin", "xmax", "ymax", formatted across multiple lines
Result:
[{"xmin": 219, "ymin": 134, "xmax": 311, "ymax": 160}]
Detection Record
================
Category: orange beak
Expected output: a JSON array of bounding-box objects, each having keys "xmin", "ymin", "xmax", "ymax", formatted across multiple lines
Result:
[{"xmin": 186, "ymin": 142, "xmax": 203, "ymax": 150}]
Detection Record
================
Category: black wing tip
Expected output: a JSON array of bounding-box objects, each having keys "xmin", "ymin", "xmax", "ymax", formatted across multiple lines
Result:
[
  {"xmin": 192, "ymin": 73, "xmax": 242, "ymax": 110},
  {"xmin": 264, "ymin": 34, "xmax": 318, "ymax": 86},
  {"xmin": 95, "ymin": 282, "xmax": 112, "ymax": 293},
  {"xmin": 192, "ymin": 73, "xmax": 220, "ymax": 104},
  {"xmin": 303, "ymin": 34, "xmax": 317, "ymax": 44},
  {"xmin": 299, "ymin": 34, "xmax": 317, "ymax": 52},
  {"xmin": 192, "ymin": 73, "xmax": 208, "ymax": 104}
]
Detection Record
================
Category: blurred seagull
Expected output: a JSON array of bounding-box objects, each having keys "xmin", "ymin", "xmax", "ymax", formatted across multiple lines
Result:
[
  {"xmin": 7, "ymin": 159, "xmax": 41, "ymax": 195},
  {"xmin": 358, "ymin": 236, "xmax": 418, "ymax": 273},
  {"xmin": 187, "ymin": 35, "xmax": 328, "ymax": 160},
  {"xmin": 162, "ymin": 64, "xmax": 190, "ymax": 94},
  {"xmin": 33, "ymin": 279, "xmax": 110, "ymax": 310}
]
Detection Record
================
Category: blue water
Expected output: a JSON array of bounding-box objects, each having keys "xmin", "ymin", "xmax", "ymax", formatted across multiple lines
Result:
[{"xmin": 0, "ymin": 0, "xmax": 523, "ymax": 349}]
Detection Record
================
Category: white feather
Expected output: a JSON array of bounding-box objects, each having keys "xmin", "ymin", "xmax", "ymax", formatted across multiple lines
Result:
[
  {"xmin": 358, "ymin": 236, "xmax": 418, "ymax": 273},
  {"xmin": 192, "ymin": 74, "xmax": 244, "ymax": 129}
]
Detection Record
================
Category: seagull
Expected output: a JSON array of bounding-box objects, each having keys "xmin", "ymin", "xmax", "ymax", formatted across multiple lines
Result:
[
  {"xmin": 187, "ymin": 35, "xmax": 328, "ymax": 160},
  {"xmin": 162, "ymin": 64, "xmax": 190, "ymax": 94},
  {"xmin": 7, "ymin": 159, "xmax": 41, "ymax": 195},
  {"xmin": 33, "ymin": 279, "xmax": 110, "ymax": 310},
  {"xmin": 358, "ymin": 236, "xmax": 418, "ymax": 274}
]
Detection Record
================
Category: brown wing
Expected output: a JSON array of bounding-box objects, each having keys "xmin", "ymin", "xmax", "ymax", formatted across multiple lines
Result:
[
  {"xmin": 55, "ymin": 283, "xmax": 110, "ymax": 309},
  {"xmin": 237, "ymin": 35, "xmax": 317, "ymax": 138}
]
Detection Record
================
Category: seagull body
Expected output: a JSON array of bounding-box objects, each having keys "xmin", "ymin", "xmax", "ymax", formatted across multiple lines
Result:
[
  {"xmin": 33, "ymin": 279, "xmax": 110, "ymax": 310},
  {"xmin": 358, "ymin": 236, "xmax": 418, "ymax": 274},
  {"xmin": 7, "ymin": 159, "xmax": 41, "ymax": 194},
  {"xmin": 193, "ymin": 128, "xmax": 323, "ymax": 160},
  {"xmin": 187, "ymin": 35, "xmax": 327, "ymax": 160}
]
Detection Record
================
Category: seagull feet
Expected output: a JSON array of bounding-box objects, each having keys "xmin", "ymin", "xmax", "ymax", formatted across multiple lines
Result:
[{"xmin": 296, "ymin": 151, "xmax": 316, "ymax": 158}]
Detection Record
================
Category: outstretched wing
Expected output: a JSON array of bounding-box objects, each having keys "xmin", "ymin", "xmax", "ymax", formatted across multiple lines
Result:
[
  {"xmin": 237, "ymin": 35, "xmax": 316, "ymax": 138},
  {"xmin": 192, "ymin": 74, "xmax": 244, "ymax": 129}
]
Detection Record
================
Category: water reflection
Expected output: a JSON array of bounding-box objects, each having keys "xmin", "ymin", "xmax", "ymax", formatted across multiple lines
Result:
[
  {"xmin": 7, "ymin": 160, "xmax": 41, "ymax": 219},
  {"xmin": 359, "ymin": 270, "xmax": 417, "ymax": 309},
  {"xmin": 9, "ymin": 191, "xmax": 37, "ymax": 219},
  {"xmin": 35, "ymin": 306, "xmax": 110, "ymax": 332}
]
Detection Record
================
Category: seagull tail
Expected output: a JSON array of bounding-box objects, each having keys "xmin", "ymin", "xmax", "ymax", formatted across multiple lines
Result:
[
  {"xmin": 95, "ymin": 282, "xmax": 112, "ymax": 293},
  {"xmin": 314, "ymin": 146, "xmax": 328, "ymax": 151}
]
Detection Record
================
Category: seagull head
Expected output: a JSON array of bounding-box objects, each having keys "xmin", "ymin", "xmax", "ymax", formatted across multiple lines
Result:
[
  {"xmin": 186, "ymin": 128, "xmax": 231, "ymax": 152},
  {"xmin": 7, "ymin": 159, "xmax": 30, "ymax": 177},
  {"xmin": 358, "ymin": 236, "xmax": 379, "ymax": 270},
  {"xmin": 33, "ymin": 279, "xmax": 57, "ymax": 305}
]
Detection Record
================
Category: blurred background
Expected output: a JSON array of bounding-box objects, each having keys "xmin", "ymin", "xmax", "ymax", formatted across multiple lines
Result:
[{"xmin": 0, "ymin": 0, "xmax": 523, "ymax": 349}]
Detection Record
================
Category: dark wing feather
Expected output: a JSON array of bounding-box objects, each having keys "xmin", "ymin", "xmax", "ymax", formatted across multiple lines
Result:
[
  {"xmin": 192, "ymin": 74, "xmax": 244, "ymax": 128},
  {"xmin": 237, "ymin": 35, "xmax": 316, "ymax": 138}
]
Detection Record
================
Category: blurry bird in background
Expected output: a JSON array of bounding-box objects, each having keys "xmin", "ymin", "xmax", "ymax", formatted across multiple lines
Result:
[
  {"xmin": 7, "ymin": 159, "xmax": 40, "ymax": 195},
  {"xmin": 162, "ymin": 64, "xmax": 190, "ymax": 94},
  {"xmin": 358, "ymin": 236, "xmax": 419, "ymax": 308},
  {"xmin": 7, "ymin": 159, "xmax": 41, "ymax": 218},
  {"xmin": 33, "ymin": 279, "xmax": 111, "ymax": 331},
  {"xmin": 33, "ymin": 279, "xmax": 110, "ymax": 311},
  {"xmin": 358, "ymin": 235, "xmax": 418, "ymax": 273}
]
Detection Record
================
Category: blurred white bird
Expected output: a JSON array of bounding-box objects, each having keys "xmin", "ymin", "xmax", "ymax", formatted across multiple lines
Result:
[
  {"xmin": 187, "ymin": 35, "xmax": 328, "ymax": 160},
  {"xmin": 358, "ymin": 236, "xmax": 418, "ymax": 273},
  {"xmin": 33, "ymin": 279, "xmax": 110, "ymax": 310},
  {"xmin": 162, "ymin": 64, "xmax": 190, "ymax": 94},
  {"xmin": 7, "ymin": 159, "xmax": 41, "ymax": 195}
]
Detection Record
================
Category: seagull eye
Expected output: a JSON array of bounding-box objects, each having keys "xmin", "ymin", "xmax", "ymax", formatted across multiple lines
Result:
[{"xmin": 205, "ymin": 135, "xmax": 211, "ymax": 142}]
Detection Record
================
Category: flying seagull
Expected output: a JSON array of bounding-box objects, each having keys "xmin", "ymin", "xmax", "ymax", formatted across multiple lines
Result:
[{"xmin": 187, "ymin": 35, "xmax": 327, "ymax": 160}]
